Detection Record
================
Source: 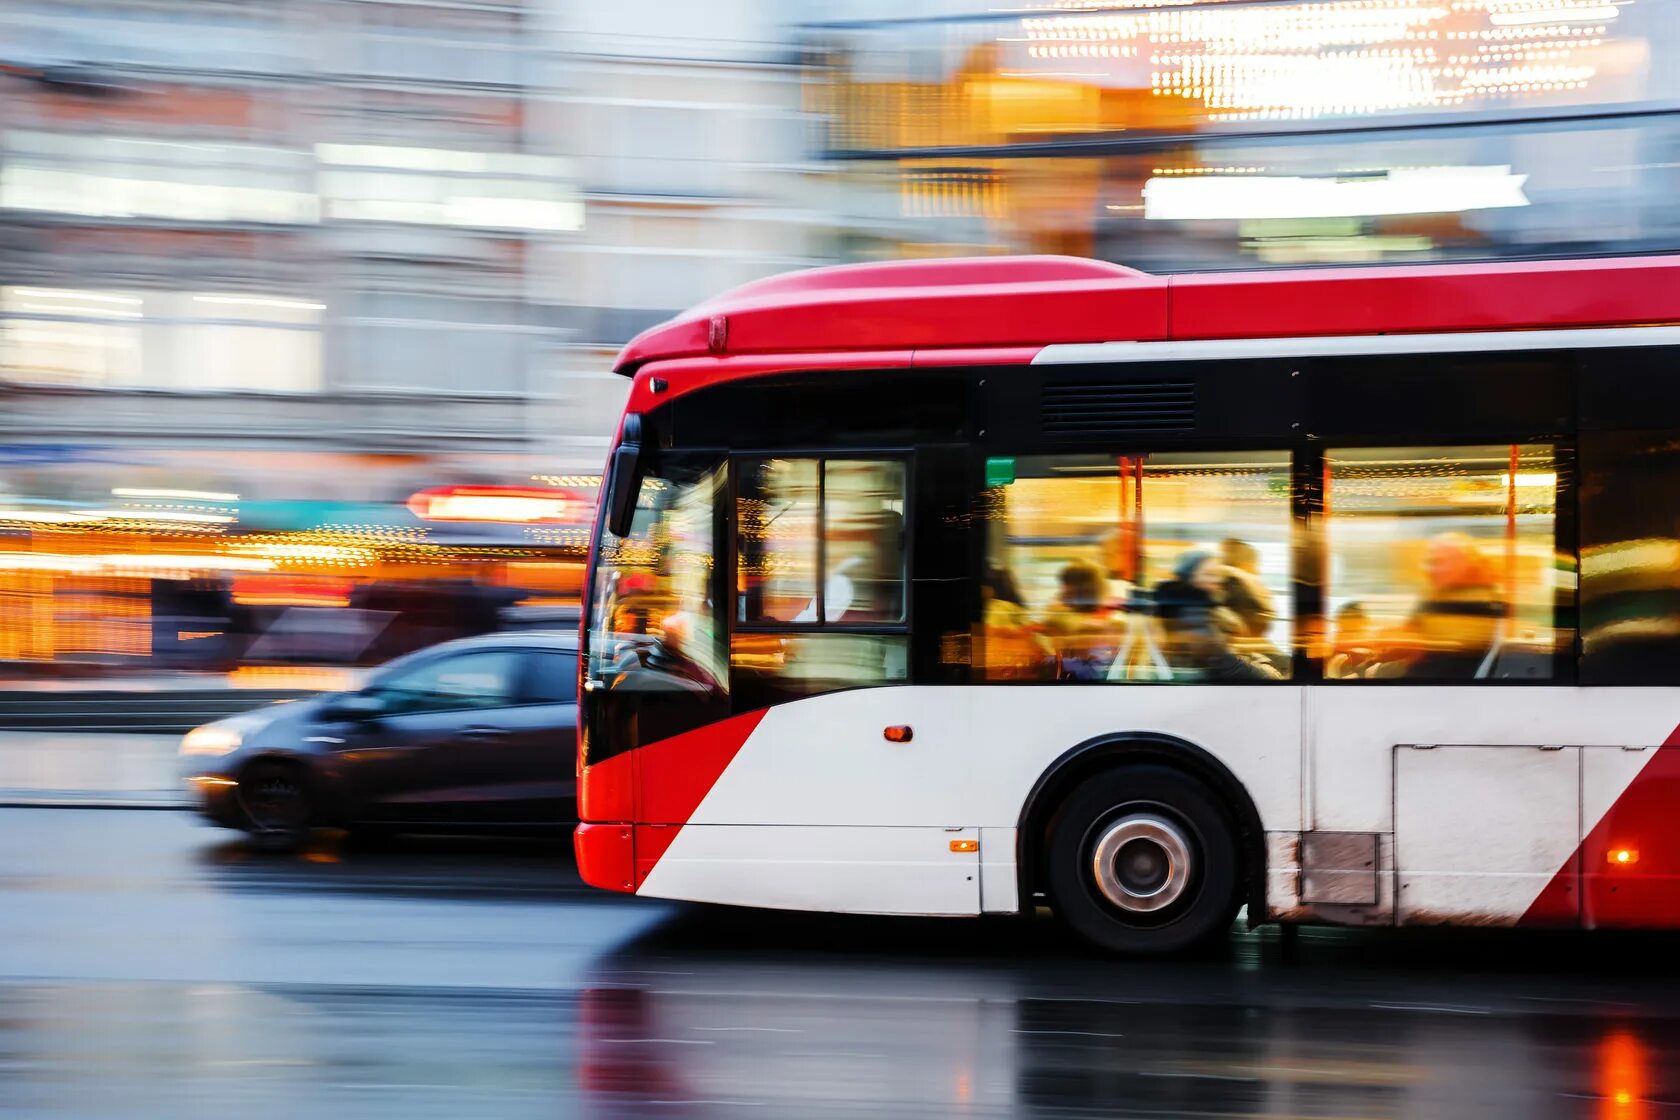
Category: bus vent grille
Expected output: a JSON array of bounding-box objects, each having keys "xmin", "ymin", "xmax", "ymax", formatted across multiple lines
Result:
[{"xmin": 1041, "ymin": 380, "xmax": 1196, "ymax": 438}]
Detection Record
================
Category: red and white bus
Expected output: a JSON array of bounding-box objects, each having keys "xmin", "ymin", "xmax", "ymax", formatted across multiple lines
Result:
[{"xmin": 574, "ymin": 253, "xmax": 1680, "ymax": 953}]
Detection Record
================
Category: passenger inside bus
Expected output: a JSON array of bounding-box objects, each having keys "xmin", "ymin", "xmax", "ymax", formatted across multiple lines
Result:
[
  {"xmin": 1325, "ymin": 534, "xmax": 1506, "ymax": 679},
  {"xmin": 1151, "ymin": 550, "xmax": 1280, "ymax": 681},
  {"xmin": 1041, "ymin": 560, "xmax": 1124, "ymax": 681},
  {"xmin": 980, "ymin": 563, "xmax": 1054, "ymax": 680},
  {"xmin": 1327, "ymin": 602, "xmax": 1379, "ymax": 679},
  {"xmin": 1392, "ymin": 532, "xmax": 1506, "ymax": 678},
  {"xmin": 1218, "ymin": 537, "xmax": 1276, "ymax": 640}
]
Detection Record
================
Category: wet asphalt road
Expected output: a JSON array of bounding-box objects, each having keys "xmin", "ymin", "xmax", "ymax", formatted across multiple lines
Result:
[{"xmin": 5, "ymin": 811, "xmax": 1680, "ymax": 1118}]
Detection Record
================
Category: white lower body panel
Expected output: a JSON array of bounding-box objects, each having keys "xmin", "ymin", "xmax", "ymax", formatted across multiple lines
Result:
[{"xmin": 640, "ymin": 825, "xmax": 982, "ymax": 916}]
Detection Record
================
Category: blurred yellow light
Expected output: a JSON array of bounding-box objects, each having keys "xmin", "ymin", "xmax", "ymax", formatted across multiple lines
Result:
[
  {"xmin": 1609, "ymin": 848, "xmax": 1638, "ymax": 865},
  {"xmin": 950, "ymin": 839, "xmax": 979, "ymax": 853}
]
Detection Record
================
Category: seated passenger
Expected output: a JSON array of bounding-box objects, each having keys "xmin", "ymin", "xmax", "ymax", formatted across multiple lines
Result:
[
  {"xmin": 1042, "ymin": 560, "xmax": 1122, "ymax": 681},
  {"xmin": 1218, "ymin": 538, "xmax": 1277, "ymax": 640},
  {"xmin": 1152, "ymin": 550, "xmax": 1228, "ymax": 670},
  {"xmin": 979, "ymin": 563, "xmax": 1053, "ymax": 680},
  {"xmin": 1181, "ymin": 615, "xmax": 1283, "ymax": 682},
  {"xmin": 1327, "ymin": 602, "xmax": 1378, "ymax": 679},
  {"xmin": 1402, "ymin": 533, "xmax": 1505, "ymax": 678}
]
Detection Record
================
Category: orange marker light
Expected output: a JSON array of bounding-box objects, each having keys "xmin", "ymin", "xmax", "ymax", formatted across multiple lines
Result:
[
  {"xmin": 884, "ymin": 725, "xmax": 913, "ymax": 743},
  {"xmin": 949, "ymin": 839, "xmax": 978, "ymax": 853},
  {"xmin": 1609, "ymin": 848, "xmax": 1640, "ymax": 865}
]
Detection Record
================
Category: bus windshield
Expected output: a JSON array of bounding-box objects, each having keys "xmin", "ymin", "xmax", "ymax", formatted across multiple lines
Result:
[{"xmin": 583, "ymin": 453, "xmax": 728, "ymax": 759}]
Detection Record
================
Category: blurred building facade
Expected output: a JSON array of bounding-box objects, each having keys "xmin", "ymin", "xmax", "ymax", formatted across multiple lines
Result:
[
  {"xmin": 543, "ymin": 0, "xmax": 821, "ymax": 436},
  {"xmin": 0, "ymin": 0, "xmax": 593, "ymax": 677},
  {"xmin": 802, "ymin": 0, "xmax": 1680, "ymax": 271}
]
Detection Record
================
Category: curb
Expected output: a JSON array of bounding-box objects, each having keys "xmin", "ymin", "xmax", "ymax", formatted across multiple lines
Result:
[{"xmin": 0, "ymin": 794, "xmax": 187, "ymax": 810}]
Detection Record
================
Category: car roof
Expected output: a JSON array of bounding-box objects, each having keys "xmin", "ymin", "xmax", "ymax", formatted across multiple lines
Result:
[{"xmin": 419, "ymin": 629, "xmax": 579, "ymax": 656}]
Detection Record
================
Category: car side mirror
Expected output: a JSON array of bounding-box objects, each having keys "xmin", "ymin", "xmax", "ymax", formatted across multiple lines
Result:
[{"xmin": 321, "ymin": 692, "xmax": 388, "ymax": 722}]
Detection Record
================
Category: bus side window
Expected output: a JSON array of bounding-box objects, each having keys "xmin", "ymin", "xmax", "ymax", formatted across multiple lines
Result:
[
  {"xmin": 978, "ymin": 451, "xmax": 1292, "ymax": 684},
  {"xmin": 1322, "ymin": 444, "xmax": 1570, "ymax": 682},
  {"xmin": 733, "ymin": 457, "xmax": 909, "ymax": 704},
  {"xmin": 1580, "ymin": 431, "xmax": 1680, "ymax": 685}
]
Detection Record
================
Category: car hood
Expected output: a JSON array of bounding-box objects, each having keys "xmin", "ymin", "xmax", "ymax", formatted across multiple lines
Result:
[{"xmin": 217, "ymin": 694, "xmax": 334, "ymax": 749}]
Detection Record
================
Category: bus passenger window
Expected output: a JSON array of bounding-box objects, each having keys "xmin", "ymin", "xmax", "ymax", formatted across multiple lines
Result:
[
  {"xmin": 737, "ymin": 458, "xmax": 819, "ymax": 623},
  {"xmin": 734, "ymin": 457, "xmax": 909, "ymax": 703},
  {"xmin": 1581, "ymin": 432, "xmax": 1680, "ymax": 685},
  {"xmin": 1323, "ymin": 445, "xmax": 1569, "ymax": 682},
  {"xmin": 979, "ymin": 452, "xmax": 1292, "ymax": 683}
]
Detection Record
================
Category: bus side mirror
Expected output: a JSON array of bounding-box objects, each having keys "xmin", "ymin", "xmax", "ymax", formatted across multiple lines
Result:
[{"xmin": 605, "ymin": 416, "xmax": 645, "ymax": 538}]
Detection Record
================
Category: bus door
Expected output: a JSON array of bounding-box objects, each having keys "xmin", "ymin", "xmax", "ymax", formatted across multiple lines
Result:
[{"xmin": 714, "ymin": 452, "xmax": 983, "ymax": 916}]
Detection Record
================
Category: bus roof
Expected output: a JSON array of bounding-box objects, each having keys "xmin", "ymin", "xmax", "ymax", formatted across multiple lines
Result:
[{"xmin": 613, "ymin": 254, "xmax": 1680, "ymax": 376}]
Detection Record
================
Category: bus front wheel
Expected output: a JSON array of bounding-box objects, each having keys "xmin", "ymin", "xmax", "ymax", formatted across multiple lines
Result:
[{"xmin": 1045, "ymin": 765, "xmax": 1240, "ymax": 955}]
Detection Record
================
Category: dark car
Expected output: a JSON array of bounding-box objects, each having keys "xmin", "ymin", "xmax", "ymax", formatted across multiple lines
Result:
[{"xmin": 181, "ymin": 630, "xmax": 578, "ymax": 848}]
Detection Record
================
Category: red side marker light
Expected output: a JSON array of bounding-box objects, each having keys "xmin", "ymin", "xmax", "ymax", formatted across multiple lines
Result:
[
  {"xmin": 1609, "ymin": 848, "xmax": 1639, "ymax": 866},
  {"xmin": 707, "ymin": 314, "xmax": 728, "ymax": 353},
  {"xmin": 883, "ymin": 725, "xmax": 913, "ymax": 743}
]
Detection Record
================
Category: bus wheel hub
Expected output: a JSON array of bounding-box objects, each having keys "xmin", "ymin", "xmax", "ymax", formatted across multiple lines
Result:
[{"xmin": 1091, "ymin": 814, "xmax": 1192, "ymax": 913}]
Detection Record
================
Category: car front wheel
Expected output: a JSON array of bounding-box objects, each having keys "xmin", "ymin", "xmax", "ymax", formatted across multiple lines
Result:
[{"xmin": 237, "ymin": 760, "xmax": 312, "ymax": 852}]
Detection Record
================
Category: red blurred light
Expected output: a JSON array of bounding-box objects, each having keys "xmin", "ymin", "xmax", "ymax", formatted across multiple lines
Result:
[{"xmin": 406, "ymin": 485, "xmax": 591, "ymax": 524}]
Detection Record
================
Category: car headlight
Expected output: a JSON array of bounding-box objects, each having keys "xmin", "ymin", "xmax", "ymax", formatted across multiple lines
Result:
[{"xmin": 180, "ymin": 724, "xmax": 243, "ymax": 757}]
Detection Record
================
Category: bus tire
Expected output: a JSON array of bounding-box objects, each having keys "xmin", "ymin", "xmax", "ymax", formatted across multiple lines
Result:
[{"xmin": 1045, "ymin": 765, "xmax": 1240, "ymax": 955}]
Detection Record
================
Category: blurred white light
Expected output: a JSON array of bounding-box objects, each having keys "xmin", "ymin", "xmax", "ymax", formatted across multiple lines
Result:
[
  {"xmin": 0, "ymin": 509, "xmax": 98, "ymax": 524},
  {"xmin": 193, "ymin": 295, "xmax": 325, "ymax": 312},
  {"xmin": 74, "ymin": 509, "xmax": 236, "ymax": 525},
  {"xmin": 112, "ymin": 488, "xmax": 240, "ymax": 502},
  {"xmin": 1143, "ymin": 166, "xmax": 1530, "ymax": 220},
  {"xmin": 1490, "ymin": 4, "xmax": 1617, "ymax": 26},
  {"xmin": 9, "ymin": 289, "xmax": 142, "ymax": 306}
]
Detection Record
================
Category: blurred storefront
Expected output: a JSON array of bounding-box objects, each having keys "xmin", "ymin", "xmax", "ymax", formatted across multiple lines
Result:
[
  {"xmin": 0, "ymin": 0, "xmax": 596, "ymax": 683},
  {"xmin": 0, "ymin": 443, "xmax": 597, "ymax": 680},
  {"xmin": 803, "ymin": 0, "xmax": 1680, "ymax": 269}
]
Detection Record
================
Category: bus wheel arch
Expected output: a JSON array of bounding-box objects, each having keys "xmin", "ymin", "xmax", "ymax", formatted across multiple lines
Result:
[{"xmin": 1016, "ymin": 733, "xmax": 1268, "ymax": 935}]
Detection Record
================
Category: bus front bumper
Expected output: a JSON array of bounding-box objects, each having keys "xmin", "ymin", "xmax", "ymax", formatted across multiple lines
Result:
[{"xmin": 575, "ymin": 822, "xmax": 636, "ymax": 893}]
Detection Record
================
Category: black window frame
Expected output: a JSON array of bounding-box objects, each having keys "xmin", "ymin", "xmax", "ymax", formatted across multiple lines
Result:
[{"xmin": 729, "ymin": 450, "xmax": 914, "ymax": 638}]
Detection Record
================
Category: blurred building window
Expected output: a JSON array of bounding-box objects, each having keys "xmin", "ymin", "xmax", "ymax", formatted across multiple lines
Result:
[
  {"xmin": 341, "ymin": 293, "xmax": 534, "ymax": 394},
  {"xmin": 0, "ymin": 132, "xmax": 317, "ymax": 225},
  {"xmin": 4, "ymin": 3, "xmax": 297, "ymax": 73},
  {"xmin": 1580, "ymin": 431, "xmax": 1680, "ymax": 685},
  {"xmin": 0, "ymin": 287, "xmax": 322, "ymax": 392},
  {"xmin": 981, "ymin": 452, "xmax": 1291, "ymax": 683},
  {"xmin": 354, "ymin": 5, "xmax": 523, "ymax": 86},
  {"xmin": 317, "ymin": 144, "xmax": 580, "ymax": 232},
  {"xmin": 1324, "ymin": 445, "xmax": 1567, "ymax": 682}
]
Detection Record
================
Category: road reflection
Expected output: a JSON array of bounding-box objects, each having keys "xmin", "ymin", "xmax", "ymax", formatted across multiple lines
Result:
[
  {"xmin": 572, "ymin": 906, "xmax": 1680, "ymax": 1119},
  {"xmin": 164, "ymin": 829, "xmax": 1680, "ymax": 1118}
]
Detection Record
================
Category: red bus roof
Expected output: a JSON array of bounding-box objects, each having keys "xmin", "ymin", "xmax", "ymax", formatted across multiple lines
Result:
[{"xmin": 614, "ymin": 254, "xmax": 1680, "ymax": 375}]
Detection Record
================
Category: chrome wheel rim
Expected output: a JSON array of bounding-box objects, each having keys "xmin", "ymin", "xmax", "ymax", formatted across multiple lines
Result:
[{"xmin": 1090, "ymin": 813, "xmax": 1193, "ymax": 913}]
